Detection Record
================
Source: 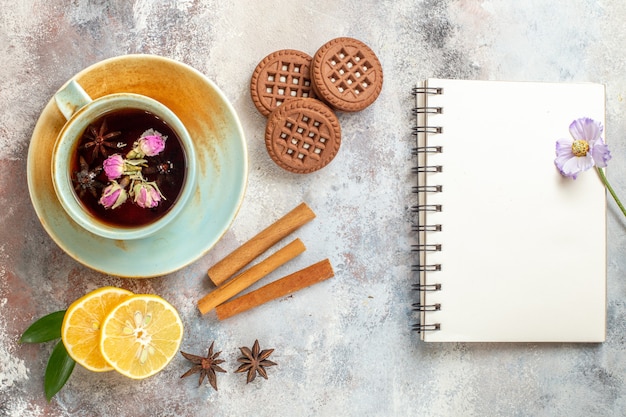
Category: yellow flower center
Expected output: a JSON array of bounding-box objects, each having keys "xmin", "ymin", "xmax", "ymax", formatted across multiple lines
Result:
[{"xmin": 571, "ymin": 140, "xmax": 589, "ymax": 157}]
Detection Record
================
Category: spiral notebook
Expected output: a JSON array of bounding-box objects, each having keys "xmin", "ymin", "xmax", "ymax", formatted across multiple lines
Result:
[{"xmin": 412, "ymin": 79, "xmax": 607, "ymax": 342}]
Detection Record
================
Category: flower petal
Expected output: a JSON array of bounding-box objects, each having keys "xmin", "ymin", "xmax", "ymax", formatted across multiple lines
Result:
[
  {"xmin": 563, "ymin": 154, "xmax": 594, "ymax": 178},
  {"xmin": 557, "ymin": 159, "xmax": 578, "ymax": 178},
  {"xmin": 591, "ymin": 140, "xmax": 611, "ymax": 168},
  {"xmin": 556, "ymin": 137, "xmax": 573, "ymax": 149},
  {"xmin": 569, "ymin": 117, "xmax": 602, "ymax": 143},
  {"xmin": 554, "ymin": 139, "xmax": 576, "ymax": 175},
  {"xmin": 555, "ymin": 138, "xmax": 574, "ymax": 156}
]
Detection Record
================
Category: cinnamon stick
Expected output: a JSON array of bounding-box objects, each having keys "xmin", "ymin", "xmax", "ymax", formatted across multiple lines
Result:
[
  {"xmin": 215, "ymin": 259, "xmax": 334, "ymax": 320},
  {"xmin": 207, "ymin": 202, "xmax": 316, "ymax": 286},
  {"xmin": 198, "ymin": 238, "xmax": 306, "ymax": 315}
]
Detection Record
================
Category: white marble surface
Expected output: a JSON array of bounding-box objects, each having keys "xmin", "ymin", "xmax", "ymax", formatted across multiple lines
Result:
[{"xmin": 2, "ymin": 0, "xmax": 626, "ymax": 416}]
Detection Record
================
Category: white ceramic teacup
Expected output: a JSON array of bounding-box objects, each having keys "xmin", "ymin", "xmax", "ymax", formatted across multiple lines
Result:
[{"xmin": 52, "ymin": 80, "xmax": 197, "ymax": 240}]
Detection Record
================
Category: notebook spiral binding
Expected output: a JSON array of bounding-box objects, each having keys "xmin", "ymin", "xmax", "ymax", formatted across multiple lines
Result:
[{"xmin": 411, "ymin": 85, "xmax": 443, "ymax": 334}]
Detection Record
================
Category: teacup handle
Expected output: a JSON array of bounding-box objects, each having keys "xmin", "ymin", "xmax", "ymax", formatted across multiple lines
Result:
[{"xmin": 54, "ymin": 80, "xmax": 93, "ymax": 121}]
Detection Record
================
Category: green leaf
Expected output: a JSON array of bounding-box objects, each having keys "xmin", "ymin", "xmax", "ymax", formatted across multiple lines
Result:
[
  {"xmin": 44, "ymin": 340, "xmax": 76, "ymax": 401},
  {"xmin": 19, "ymin": 310, "xmax": 66, "ymax": 344}
]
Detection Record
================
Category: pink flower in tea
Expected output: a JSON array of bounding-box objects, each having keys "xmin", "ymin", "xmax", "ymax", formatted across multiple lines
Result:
[
  {"xmin": 99, "ymin": 180, "xmax": 128, "ymax": 209},
  {"xmin": 131, "ymin": 180, "xmax": 164, "ymax": 209},
  {"xmin": 103, "ymin": 154, "xmax": 144, "ymax": 180},
  {"xmin": 128, "ymin": 129, "xmax": 166, "ymax": 159},
  {"xmin": 102, "ymin": 154, "xmax": 125, "ymax": 180},
  {"xmin": 138, "ymin": 135, "xmax": 165, "ymax": 156}
]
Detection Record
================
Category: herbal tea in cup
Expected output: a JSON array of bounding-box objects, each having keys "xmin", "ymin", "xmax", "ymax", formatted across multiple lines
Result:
[{"xmin": 52, "ymin": 80, "xmax": 197, "ymax": 240}]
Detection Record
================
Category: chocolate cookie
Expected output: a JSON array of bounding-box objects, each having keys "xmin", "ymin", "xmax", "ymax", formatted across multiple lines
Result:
[
  {"xmin": 311, "ymin": 37, "xmax": 383, "ymax": 112},
  {"xmin": 265, "ymin": 98, "xmax": 341, "ymax": 174},
  {"xmin": 250, "ymin": 49, "xmax": 317, "ymax": 117}
]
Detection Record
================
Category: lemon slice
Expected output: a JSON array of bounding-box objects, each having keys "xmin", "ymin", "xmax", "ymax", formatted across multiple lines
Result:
[
  {"xmin": 99, "ymin": 294, "xmax": 183, "ymax": 379},
  {"xmin": 61, "ymin": 286, "xmax": 134, "ymax": 372}
]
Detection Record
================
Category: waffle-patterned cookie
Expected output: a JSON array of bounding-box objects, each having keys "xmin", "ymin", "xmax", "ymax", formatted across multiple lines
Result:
[
  {"xmin": 311, "ymin": 37, "xmax": 383, "ymax": 112},
  {"xmin": 250, "ymin": 49, "xmax": 317, "ymax": 117},
  {"xmin": 265, "ymin": 98, "xmax": 341, "ymax": 174}
]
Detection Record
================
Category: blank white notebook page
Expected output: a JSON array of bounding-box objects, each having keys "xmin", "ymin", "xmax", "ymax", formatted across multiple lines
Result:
[{"xmin": 420, "ymin": 79, "xmax": 606, "ymax": 342}]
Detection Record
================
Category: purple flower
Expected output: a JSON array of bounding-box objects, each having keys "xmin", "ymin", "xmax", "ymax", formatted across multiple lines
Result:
[
  {"xmin": 98, "ymin": 180, "xmax": 128, "ymax": 209},
  {"xmin": 555, "ymin": 117, "xmax": 611, "ymax": 179},
  {"xmin": 102, "ymin": 154, "xmax": 125, "ymax": 180},
  {"xmin": 131, "ymin": 180, "xmax": 164, "ymax": 209}
]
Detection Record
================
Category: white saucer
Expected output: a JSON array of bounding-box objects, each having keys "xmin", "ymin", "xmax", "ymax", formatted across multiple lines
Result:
[{"xmin": 27, "ymin": 55, "xmax": 248, "ymax": 277}]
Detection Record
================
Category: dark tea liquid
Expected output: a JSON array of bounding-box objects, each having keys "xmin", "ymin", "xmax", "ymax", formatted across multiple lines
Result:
[{"xmin": 70, "ymin": 108, "xmax": 186, "ymax": 229}]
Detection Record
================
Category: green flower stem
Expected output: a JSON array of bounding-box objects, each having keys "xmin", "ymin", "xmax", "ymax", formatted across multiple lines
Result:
[{"xmin": 596, "ymin": 167, "xmax": 626, "ymax": 218}]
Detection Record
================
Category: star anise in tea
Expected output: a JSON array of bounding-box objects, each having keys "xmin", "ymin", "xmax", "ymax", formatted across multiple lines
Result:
[
  {"xmin": 72, "ymin": 156, "xmax": 104, "ymax": 198},
  {"xmin": 235, "ymin": 339, "xmax": 277, "ymax": 383},
  {"xmin": 82, "ymin": 119, "xmax": 124, "ymax": 160},
  {"xmin": 143, "ymin": 157, "xmax": 176, "ymax": 189},
  {"xmin": 180, "ymin": 341, "xmax": 226, "ymax": 391}
]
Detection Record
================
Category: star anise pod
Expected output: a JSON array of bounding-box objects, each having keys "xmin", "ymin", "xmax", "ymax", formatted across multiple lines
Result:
[
  {"xmin": 235, "ymin": 339, "xmax": 277, "ymax": 383},
  {"xmin": 143, "ymin": 157, "xmax": 176, "ymax": 189},
  {"xmin": 180, "ymin": 341, "xmax": 226, "ymax": 391},
  {"xmin": 82, "ymin": 118, "xmax": 123, "ymax": 160},
  {"xmin": 72, "ymin": 155, "xmax": 104, "ymax": 198}
]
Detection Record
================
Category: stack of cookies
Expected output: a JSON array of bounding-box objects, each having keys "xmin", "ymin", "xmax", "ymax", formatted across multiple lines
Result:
[{"xmin": 250, "ymin": 37, "xmax": 383, "ymax": 174}]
